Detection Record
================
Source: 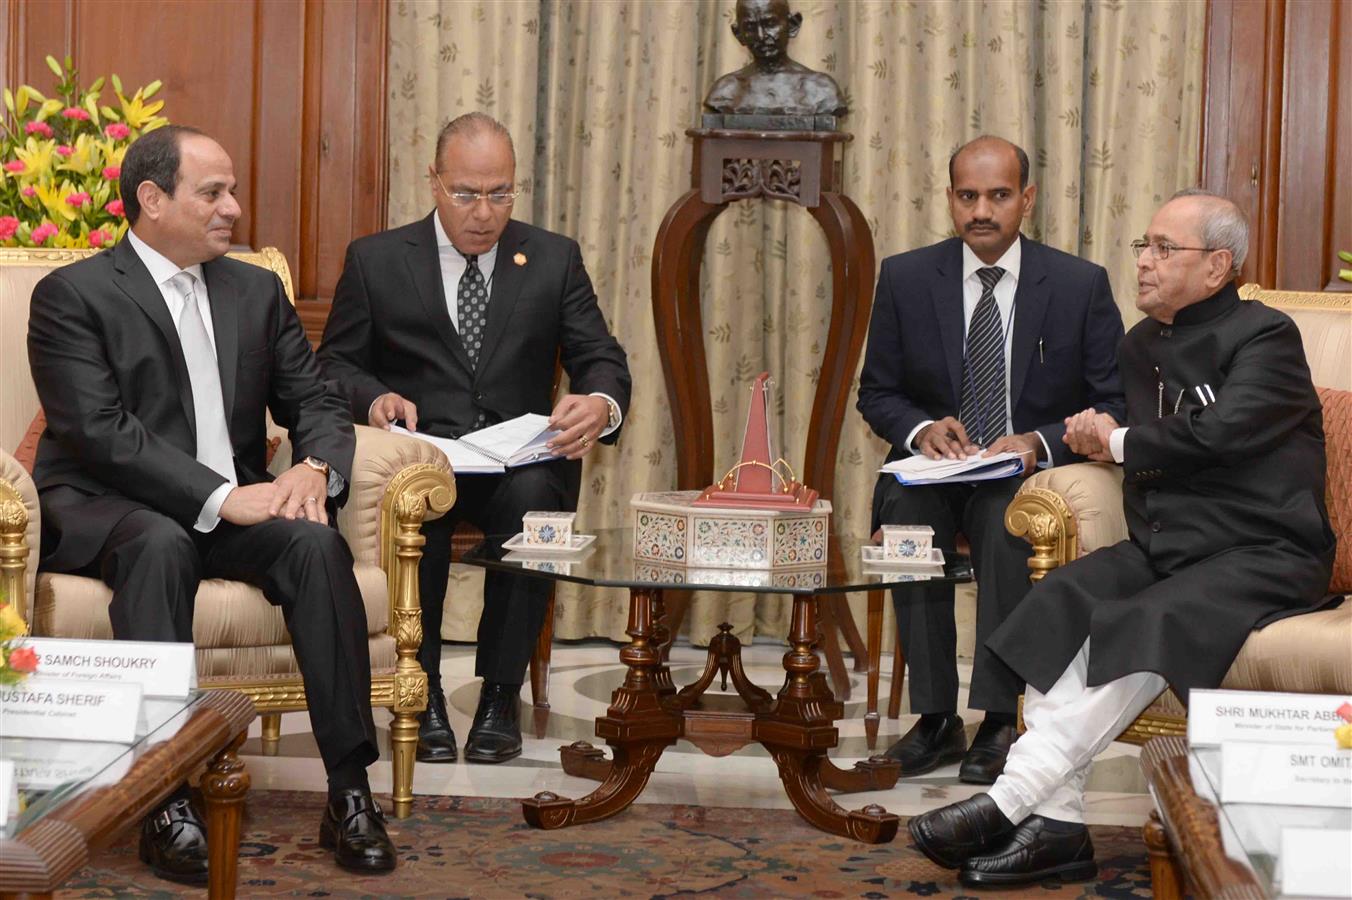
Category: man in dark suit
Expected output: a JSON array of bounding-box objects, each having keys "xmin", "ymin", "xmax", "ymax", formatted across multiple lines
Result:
[
  {"xmin": 27, "ymin": 127, "xmax": 396, "ymax": 878},
  {"xmin": 857, "ymin": 136, "xmax": 1126, "ymax": 783},
  {"xmin": 908, "ymin": 190, "xmax": 1335, "ymax": 888},
  {"xmin": 317, "ymin": 113, "xmax": 630, "ymax": 765}
]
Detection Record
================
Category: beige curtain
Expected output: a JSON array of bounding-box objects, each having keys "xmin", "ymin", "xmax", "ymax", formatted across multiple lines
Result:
[{"xmin": 387, "ymin": 0, "xmax": 1205, "ymax": 647}]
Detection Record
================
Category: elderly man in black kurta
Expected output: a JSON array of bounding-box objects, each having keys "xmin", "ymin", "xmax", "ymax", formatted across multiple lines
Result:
[{"xmin": 906, "ymin": 189, "xmax": 1336, "ymax": 889}]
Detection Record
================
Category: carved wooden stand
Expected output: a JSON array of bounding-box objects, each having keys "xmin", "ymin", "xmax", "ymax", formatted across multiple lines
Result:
[
  {"xmin": 651, "ymin": 128, "xmax": 879, "ymax": 703},
  {"xmin": 523, "ymin": 587, "xmax": 901, "ymax": 842}
]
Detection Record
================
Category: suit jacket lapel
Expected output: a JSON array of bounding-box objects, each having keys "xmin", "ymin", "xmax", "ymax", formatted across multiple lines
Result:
[
  {"xmin": 1009, "ymin": 235, "xmax": 1050, "ymax": 412},
  {"xmin": 201, "ymin": 258, "xmax": 239, "ymax": 423},
  {"xmin": 476, "ymin": 220, "xmax": 529, "ymax": 374},
  {"xmin": 405, "ymin": 214, "xmax": 473, "ymax": 375},
  {"xmin": 933, "ymin": 239, "xmax": 966, "ymax": 408},
  {"xmin": 110, "ymin": 239, "xmax": 197, "ymax": 430}
]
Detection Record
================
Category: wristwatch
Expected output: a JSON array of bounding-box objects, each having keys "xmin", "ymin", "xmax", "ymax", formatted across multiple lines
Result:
[
  {"xmin": 302, "ymin": 456, "xmax": 330, "ymax": 477},
  {"xmin": 604, "ymin": 397, "xmax": 621, "ymax": 431}
]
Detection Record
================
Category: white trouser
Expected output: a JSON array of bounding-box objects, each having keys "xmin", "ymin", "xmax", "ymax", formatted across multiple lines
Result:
[{"xmin": 987, "ymin": 639, "xmax": 1166, "ymax": 823}]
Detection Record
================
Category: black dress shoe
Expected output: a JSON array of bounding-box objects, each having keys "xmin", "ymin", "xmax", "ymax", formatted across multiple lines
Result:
[
  {"xmin": 416, "ymin": 687, "xmax": 458, "ymax": 763},
  {"xmin": 464, "ymin": 681, "xmax": 523, "ymax": 764},
  {"xmin": 138, "ymin": 796, "xmax": 209, "ymax": 885},
  {"xmin": 959, "ymin": 718, "xmax": 1017, "ymax": 785},
  {"xmin": 907, "ymin": 793, "xmax": 1016, "ymax": 870},
  {"xmin": 884, "ymin": 714, "xmax": 966, "ymax": 776},
  {"xmin": 319, "ymin": 788, "xmax": 397, "ymax": 873},
  {"xmin": 959, "ymin": 816, "xmax": 1096, "ymax": 887}
]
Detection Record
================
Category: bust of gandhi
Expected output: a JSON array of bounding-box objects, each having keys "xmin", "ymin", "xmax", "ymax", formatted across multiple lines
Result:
[{"xmin": 703, "ymin": 0, "xmax": 847, "ymax": 119}]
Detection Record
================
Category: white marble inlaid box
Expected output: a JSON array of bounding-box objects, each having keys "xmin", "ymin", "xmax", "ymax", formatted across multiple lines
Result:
[
  {"xmin": 631, "ymin": 490, "xmax": 831, "ymax": 569},
  {"xmin": 522, "ymin": 511, "xmax": 575, "ymax": 547},
  {"xmin": 881, "ymin": 524, "xmax": 934, "ymax": 561}
]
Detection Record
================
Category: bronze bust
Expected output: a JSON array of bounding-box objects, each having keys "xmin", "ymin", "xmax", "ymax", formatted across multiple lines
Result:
[{"xmin": 703, "ymin": 0, "xmax": 847, "ymax": 131}]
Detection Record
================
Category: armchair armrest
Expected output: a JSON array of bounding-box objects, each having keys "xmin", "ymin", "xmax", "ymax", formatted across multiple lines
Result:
[
  {"xmin": 0, "ymin": 448, "xmax": 40, "ymax": 618},
  {"xmin": 1005, "ymin": 462, "xmax": 1127, "ymax": 581}
]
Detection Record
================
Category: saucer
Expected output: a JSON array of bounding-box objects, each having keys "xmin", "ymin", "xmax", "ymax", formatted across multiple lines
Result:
[
  {"xmin": 502, "ymin": 532, "xmax": 597, "ymax": 556},
  {"xmin": 859, "ymin": 546, "xmax": 945, "ymax": 568}
]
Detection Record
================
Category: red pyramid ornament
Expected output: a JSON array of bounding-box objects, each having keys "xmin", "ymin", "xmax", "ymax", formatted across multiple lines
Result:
[{"xmin": 694, "ymin": 372, "xmax": 819, "ymax": 510}]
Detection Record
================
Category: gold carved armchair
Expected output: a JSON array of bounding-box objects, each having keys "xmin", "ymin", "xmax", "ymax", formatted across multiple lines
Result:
[
  {"xmin": 1005, "ymin": 285, "xmax": 1352, "ymax": 742},
  {"xmin": 0, "ymin": 247, "xmax": 456, "ymax": 817}
]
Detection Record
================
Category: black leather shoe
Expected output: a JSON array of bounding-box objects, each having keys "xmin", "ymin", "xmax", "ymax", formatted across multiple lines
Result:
[
  {"xmin": 959, "ymin": 816, "xmax": 1097, "ymax": 887},
  {"xmin": 884, "ymin": 714, "xmax": 966, "ymax": 776},
  {"xmin": 416, "ymin": 688, "xmax": 458, "ymax": 763},
  {"xmin": 959, "ymin": 718, "xmax": 1017, "ymax": 784},
  {"xmin": 908, "ymin": 793, "xmax": 1016, "ymax": 870},
  {"xmin": 138, "ymin": 796, "xmax": 209, "ymax": 885},
  {"xmin": 464, "ymin": 681, "xmax": 523, "ymax": 764},
  {"xmin": 319, "ymin": 788, "xmax": 397, "ymax": 873}
]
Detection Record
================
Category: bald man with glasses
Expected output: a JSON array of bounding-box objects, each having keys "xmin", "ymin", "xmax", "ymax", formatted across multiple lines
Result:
[{"xmin": 318, "ymin": 112, "xmax": 631, "ymax": 767}]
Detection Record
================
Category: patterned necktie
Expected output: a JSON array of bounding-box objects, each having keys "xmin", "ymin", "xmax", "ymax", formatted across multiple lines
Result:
[
  {"xmin": 458, "ymin": 255, "xmax": 490, "ymax": 369},
  {"xmin": 170, "ymin": 271, "xmax": 236, "ymax": 483},
  {"xmin": 958, "ymin": 265, "xmax": 1008, "ymax": 446}
]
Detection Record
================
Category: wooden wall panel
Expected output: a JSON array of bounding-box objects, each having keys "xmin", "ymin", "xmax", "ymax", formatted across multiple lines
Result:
[
  {"xmin": 1203, "ymin": 0, "xmax": 1351, "ymax": 291},
  {"xmin": 3, "ymin": 0, "xmax": 387, "ymax": 336}
]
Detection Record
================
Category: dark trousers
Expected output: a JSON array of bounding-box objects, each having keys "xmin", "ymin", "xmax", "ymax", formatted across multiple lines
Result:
[
  {"xmin": 416, "ymin": 461, "xmax": 577, "ymax": 691},
  {"xmin": 40, "ymin": 486, "xmax": 377, "ymax": 776},
  {"xmin": 872, "ymin": 473, "xmax": 1032, "ymax": 715}
]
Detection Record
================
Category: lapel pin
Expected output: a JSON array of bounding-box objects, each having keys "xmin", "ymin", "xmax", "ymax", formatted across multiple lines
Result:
[{"xmin": 513, "ymin": 252, "xmax": 527, "ymax": 266}]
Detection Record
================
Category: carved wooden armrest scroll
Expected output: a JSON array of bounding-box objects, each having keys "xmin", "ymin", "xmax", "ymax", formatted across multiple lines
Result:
[
  {"xmin": 0, "ymin": 475, "xmax": 29, "ymax": 621},
  {"xmin": 1004, "ymin": 486, "xmax": 1078, "ymax": 582},
  {"xmin": 378, "ymin": 464, "xmax": 455, "ymax": 716}
]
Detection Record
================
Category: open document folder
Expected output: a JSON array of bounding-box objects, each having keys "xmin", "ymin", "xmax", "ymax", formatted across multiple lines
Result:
[
  {"xmin": 881, "ymin": 450, "xmax": 1025, "ymax": 486},
  {"xmin": 390, "ymin": 414, "xmax": 561, "ymax": 475}
]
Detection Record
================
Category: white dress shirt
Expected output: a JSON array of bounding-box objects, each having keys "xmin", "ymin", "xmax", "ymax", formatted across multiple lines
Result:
[
  {"xmin": 905, "ymin": 239, "xmax": 1052, "ymax": 465},
  {"xmin": 126, "ymin": 229, "xmax": 234, "ymax": 532},
  {"xmin": 426, "ymin": 213, "xmax": 622, "ymax": 439}
]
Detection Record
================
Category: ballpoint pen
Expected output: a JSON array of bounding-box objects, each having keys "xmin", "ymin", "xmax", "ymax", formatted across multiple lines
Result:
[{"xmin": 1039, "ymin": 337, "xmax": 1044, "ymax": 363}]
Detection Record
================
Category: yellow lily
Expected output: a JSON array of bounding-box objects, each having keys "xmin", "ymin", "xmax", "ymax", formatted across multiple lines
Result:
[
  {"xmin": 34, "ymin": 179, "xmax": 84, "ymax": 223},
  {"xmin": 9, "ymin": 136, "xmax": 58, "ymax": 181},
  {"xmin": 116, "ymin": 86, "xmax": 167, "ymax": 131},
  {"xmin": 55, "ymin": 133, "xmax": 99, "ymax": 176}
]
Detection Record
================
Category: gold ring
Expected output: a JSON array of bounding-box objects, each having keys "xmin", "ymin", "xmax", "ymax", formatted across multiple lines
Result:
[
  {"xmin": 579, "ymin": 436, "xmax": 591, "ymax": 448},
  {"xmin": 305, "ymin": 496, "xmax": 318, "ymax": 504}
]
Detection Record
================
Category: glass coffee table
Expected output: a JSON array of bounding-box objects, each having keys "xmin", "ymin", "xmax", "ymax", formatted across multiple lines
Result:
[
  {"xmin": 1, "ymin": 689, "xmax": 254, "ymax": 898},
  {"xmin": 1141, "ymin": 735, "xmax": 1352, "ymax": 898},
  {"xmin": 463, "ymin": 529, "xmax": 972, "ymax": 843}
]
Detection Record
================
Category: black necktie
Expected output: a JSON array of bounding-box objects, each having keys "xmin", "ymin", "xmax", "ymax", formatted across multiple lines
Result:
[
  {"xmin": 458, "ymin": 254, "xmax": 490, "ymax": 369},
  {"xmin": 959, "ymin": 266, "xmax": 1007, "ymax": 446}
]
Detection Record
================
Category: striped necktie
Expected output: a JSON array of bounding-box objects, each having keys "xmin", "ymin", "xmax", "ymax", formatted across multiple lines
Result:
[{"xmin": 958, "ymin": 265, "xmax": 1008, "ymax": 446}]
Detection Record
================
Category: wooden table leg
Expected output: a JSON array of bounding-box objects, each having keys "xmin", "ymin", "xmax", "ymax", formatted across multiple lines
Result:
[
  {"xmin": 524, "ymin": 587, "xmax": 680, "ymax": 829},
  {"xmin": 816, "ymin": 599, "xmax": 852, "ymax": 701},
  {"xmin": 757, "ymin": 594, "xmax": 899, "ymax": 843},
  {"xmin": 201, "ymin": 730, "xmax": 249, "ymax": 900},
  {"xmin": 1144, "ymin": 809, "xmax": 1185, "ymax": 900},
  {"xmin": 864, "ymin": 589, "xmax": 883, "ymax": 748}
]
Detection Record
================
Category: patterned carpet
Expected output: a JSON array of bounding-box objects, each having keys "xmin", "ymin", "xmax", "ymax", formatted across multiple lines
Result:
[{"xmin": 61, "ymin": 790, "xmax": 1153, "ymax": 898}]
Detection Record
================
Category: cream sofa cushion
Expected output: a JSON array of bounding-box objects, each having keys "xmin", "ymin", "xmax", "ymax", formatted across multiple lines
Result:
[
  {"xmin": 0, "ymin": 263, "xmax": 48, "ymax": 452},
  {"xmin": 1020, "ymin": 461, "xmax": 1128, "ymax": 557}
]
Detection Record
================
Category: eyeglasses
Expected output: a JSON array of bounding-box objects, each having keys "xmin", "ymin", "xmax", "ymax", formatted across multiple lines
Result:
[
  {"xmin": 433, "ymin": 172, "xmax": 519, "ymax": 207},
  {"xmin": 1130, "ymin": 238, "xmax": 1217, "ymax": 260}
]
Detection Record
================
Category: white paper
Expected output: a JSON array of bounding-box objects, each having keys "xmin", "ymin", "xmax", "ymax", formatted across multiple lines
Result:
[
  {"xmin": 0, "ymin": 759, "xmax": 13, "ymax": 825},
  {"xmin": 1280, "ymin": 828, "xmax": 1352, "ymax": 897},
  {"xmin": 1220, "ymin": 742, "xmax": 1352, "ymax": 808},
  {"xmin": 389, "ymin": 425, "xmax": 504, "ymax": 474},
  {"xmin": 0, "ymin": 677, "xmax": 142, "ymax": 743},
  {"xmin": 390, "ymin": 414, "xmax": 562, "ymax": 474},
  {"xmin": 881, "ymin": 451, "xmax": 1024, "ymax": 484},
  {"xmin": 24, "ymin": 637, "xmax": 195, "ymax": 699},
  {"xmin": 1189, "ymin": 689, "xmax": 1352, "ymax": 747},
  {"xmin": 0, "ymin": 737, "xmax": 132, "ymax": 790}
]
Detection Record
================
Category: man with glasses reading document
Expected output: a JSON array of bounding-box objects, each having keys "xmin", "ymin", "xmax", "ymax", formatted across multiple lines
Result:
[
  {"xmin": 319, "ymin": 113, "xmax": 630, "ymax": 766},
  {"xmin": 857, "ymin": 136, "xmax": 1126, "ymax": 784}
]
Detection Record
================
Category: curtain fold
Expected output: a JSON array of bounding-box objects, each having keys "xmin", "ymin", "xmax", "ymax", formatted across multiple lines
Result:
[{"xmin": 387, "ymin": 0, "xmax": 1205, "ymax": 648}]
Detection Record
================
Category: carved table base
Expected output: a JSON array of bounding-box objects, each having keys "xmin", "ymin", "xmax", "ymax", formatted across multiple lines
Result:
[{"xmin": 525, "ymin": 589, "xmax": 901, "ymax": 843}]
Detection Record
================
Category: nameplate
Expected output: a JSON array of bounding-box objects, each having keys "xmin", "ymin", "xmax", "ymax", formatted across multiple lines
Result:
[
  {"xmin": 0, "ymin": 737, "xmax": 133, "ymax": 791},
  {"xmin": 25, "ymin": 638, "xmax": 195, "ymax": 699},
  {"xmin": 1220, "ymin": 741, "xmax": 1352, "ymax": 808},
  {"xmin": 1281, "ymin": 828, "xmax": 1352, "ymax": 897},
  {"xmin": 0, "ymin": 759, "xmax": 13, "ymax": 825},
  {"xmin": 1188, "ymin": 689, "xmax": 1352, "ymax": 746},
  {"xmin": 0, "ymin": 677, "xmax": 141, "ymax": 743}
]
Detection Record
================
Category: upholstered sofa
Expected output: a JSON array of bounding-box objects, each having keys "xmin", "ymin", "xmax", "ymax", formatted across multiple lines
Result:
[
  {"xmin": 1005, "ymin": 284, "xmax": 1352, "ymax": 742},
  {"xmin": 0, "ymin": 246, "xmax": 456, "ymax": 817}
]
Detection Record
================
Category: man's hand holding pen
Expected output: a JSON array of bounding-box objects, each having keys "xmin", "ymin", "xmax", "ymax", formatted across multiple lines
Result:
[{"xmin": 917, "ymin": 417, "xmax": 1041, "ymax": 477}]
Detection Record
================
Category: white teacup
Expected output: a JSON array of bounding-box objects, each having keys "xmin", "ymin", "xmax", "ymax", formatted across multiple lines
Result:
[
  {"xmin": 881, "ymin": 524, "xmax": 934, "ymax": 561},
  {"xmin": 522, "ymin": 511, "xmax": 576, "ymax": 547}
]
